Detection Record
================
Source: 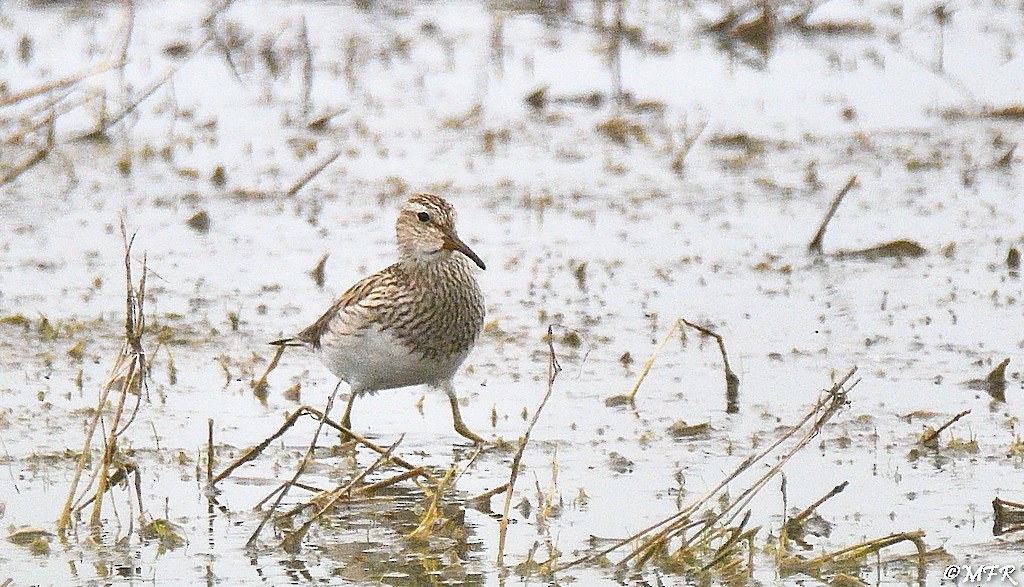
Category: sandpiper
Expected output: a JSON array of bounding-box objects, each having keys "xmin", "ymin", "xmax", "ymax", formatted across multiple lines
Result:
[{"xmin": 272, "ymin": 193, "xmax": 488, "ymax": 443}]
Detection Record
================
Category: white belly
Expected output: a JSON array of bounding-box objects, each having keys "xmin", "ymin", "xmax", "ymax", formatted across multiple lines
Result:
[{"xmin": 316, "ymin": 326, "xmax": 467, "ymax": 393}]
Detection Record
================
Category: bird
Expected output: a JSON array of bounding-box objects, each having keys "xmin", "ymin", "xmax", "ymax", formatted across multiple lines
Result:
[{"xmin": 271, "ymin": 193, "xmax": 488, "ymax": 443}]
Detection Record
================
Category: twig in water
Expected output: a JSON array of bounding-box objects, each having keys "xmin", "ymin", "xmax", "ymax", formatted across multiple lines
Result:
[
  {"xmin": 606, "ymin": 317, "xmax": 739, "ymax": 411},
  {"xmin": 781, "ymin": 480, "xmax": 849, "ymax": 550},
  {"xmin": 1, "ymin": 147, "xmax": 49, "ymax": 189},
  {"xmin": 250, "ymin": 344, "xmax": 285, "ymax": 400},
  {"xmin": 246, "ymin": 383, "xmax": 342, "ymax": 547},
  {"xmin": 919, "ymin": 409, "xmax": 970, "ymax": 447},
  {"xmin": 407, "ymin": 464, "xmax": 454, "ymax": 541},
  {"xmin": 281, "ymin": 435, "xmax": 404, "ymax": 553},
  {"xmin": 560, "ymin": 367, "xmax": 858, "ymax": 572},
  {"xmin": 285, "ymin": 150, "xmax": 341, "ymax": 197},
  {"xmin": 299, "ymin": 15, "xmax": 314, "ymax": 122},
  {"xmin": 57, "ymin": 221, "xmax": 149, "ymax": 538},
  {"xmin": 497, "ymin": 325, "xmax": 561, "ymax": 569},
  {"xmin": 0, "ymin": 61, "xmax": 122, "ymax": 108},
  {"xmin": 206, "ymin": 419, "xmax": 215, "ymax": 487},
  {"xmin": 808, "ymin": 175, "xmax": 857, "ymax": 254},
  {"xmin": 468, "ymin": 483, "xmax": 510, "ymax": 513}
]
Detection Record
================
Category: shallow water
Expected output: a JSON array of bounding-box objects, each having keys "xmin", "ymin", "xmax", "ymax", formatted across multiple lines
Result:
[{"xmin": 1, "ymin": 0, "xmax": 1023, "ymax": 585}]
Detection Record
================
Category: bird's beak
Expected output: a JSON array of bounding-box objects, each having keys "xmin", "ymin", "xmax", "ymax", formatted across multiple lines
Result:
[{"xmin": 443, "ymin": 233, "xmax": 486, "ymax": 270}]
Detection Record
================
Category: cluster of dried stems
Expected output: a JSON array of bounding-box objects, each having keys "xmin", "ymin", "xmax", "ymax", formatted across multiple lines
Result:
[
  {"xmin": 57, "ymin": 224, "xmax": 148, "ymax": 540},
  {"xmin": 2, "ymin": 0, "xmax": 342, "ymax": 199}
]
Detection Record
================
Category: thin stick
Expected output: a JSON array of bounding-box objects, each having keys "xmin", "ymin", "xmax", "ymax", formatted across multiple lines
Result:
[
  {"xmin": 250, "ymin": 344, "xmax": 285, "ymax": 399},
  {"xmin": 559, "ymin": 367, "xmax": 858, "ymax": 571},
  {"xmin": 808, "ymin": 175, "xmax": 857, "ymax": 254},
  {"xmin": 299, "ymin": 15, "xmax": 313, "ymax": 122},
  {"xmin": 281, "ymin": 436, "xmax": 403, "ymax": 552},
  {"xmin": 919, "ymin": 409, "xmax": 970, "ymax": 446},
  {"xmin": 206, "ymin": 419, "xmax": 214, "ymax": 485},
  {"xmin": 0, "ymin": 147, "xmax": 50, "ymax": 189},
  {"xmin": 497, "ymin": 325, "xmax": 561, "ymax": 568},
  {"xmin": 680, "ymin": 319, "xmax": 740, "ymax": 412},
  {"xmin": 805, "ymin": 529, "xmax": 926, "ymax": 568},
  {"xmin": 613, "ymin": 318, "xmax": 681, "ymax": 405},
  {"xmin": 211, "ymin": 403, "xmax": 437, "ymax": 487},
  {"xmin": 300, "ymin": 405, "xmax": 437, "ymax": 483},
  {"xmin": 285, "ymin": 150, "xmax": 340, "ymax": 197},
  {"xmin": 0, "ymin": 61, "xmax": 121, "ymax": 108},
  {"xmin": 608, "ymin": 317, "xmax": 738, "ymax": 408},
  {"xmin": 210, "ymin": 405, "xmax": 309, "ymax": 486},
  {"xmin": 356, "ymin": 467, "xmax": 426, "ymax": 495},
  {"xmin": 246, "ymin": 383, "xmax": 341, "ymax": 547},
  {"xmin": 789, "ymin": 481, "xmax": 848, "ymax": 527}
]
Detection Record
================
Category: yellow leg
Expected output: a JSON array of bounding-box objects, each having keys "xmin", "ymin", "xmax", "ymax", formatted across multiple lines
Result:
[
  {"xmin": 339, "ymin": 390, "xmax": 356, "ymax": 436},
  {"xmin": 444, "ymin": 383, "xmax": 486, "ymax": 444}
]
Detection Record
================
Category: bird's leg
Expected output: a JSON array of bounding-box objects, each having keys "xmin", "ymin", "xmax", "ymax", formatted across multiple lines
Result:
[
  {"xmin": 339, "ymin": 389, "xmax": 357, "ymax": 439},
  {"xmin": 443, "ymin": 381, "xmax": 486, "ymax": 444}
]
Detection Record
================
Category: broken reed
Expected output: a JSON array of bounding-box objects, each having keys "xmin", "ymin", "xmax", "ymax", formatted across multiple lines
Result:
[
  {"xmin": 57, "ymin": 225, "xmax": 148, "ymax": 538},
  {"xmin": 559, "ymin": 368, "xmax": 860, "ymax": 576},
  {"xmin": 497, "ymin": 325, "xmax": 561, "ymax": 569}
]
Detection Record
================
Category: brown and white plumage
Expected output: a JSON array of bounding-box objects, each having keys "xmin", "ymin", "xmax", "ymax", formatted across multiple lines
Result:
[{"xmin": 273, "ymin": 194, "xmax": 487, "ymax": 443}]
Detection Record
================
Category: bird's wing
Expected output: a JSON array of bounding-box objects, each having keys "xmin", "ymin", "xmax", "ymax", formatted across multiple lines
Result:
[{"xmin": 288, "ymin": 263, "xmax": 404, "ymax": 348}]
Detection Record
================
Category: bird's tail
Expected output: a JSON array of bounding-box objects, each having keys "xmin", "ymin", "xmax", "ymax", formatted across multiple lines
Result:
[{"xmin": 268, "ymin": 337, "xmax": 305, "ymax": 347}]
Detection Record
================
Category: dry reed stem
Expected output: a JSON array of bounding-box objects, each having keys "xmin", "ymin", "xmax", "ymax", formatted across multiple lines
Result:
[
  {"xmin": 1, "ymin": 147, "xmax": 50, "ymax": 189},
  {"xmin": 211, "ymin": 403, "xmax": 437, "ymax": 487},
  {"xmin": 803, "ymin": 529, "xmax": 927, "ymax": 573},
  {"xmin": 808, "ymin": 175, "xmax": 858, "ymax": 254},
  {"xmin": 497, "ymin": 325, "xmax": 561, "ymax": 568},
  {"xmin": 408, "ymin": 465, "xmax": 455, "ymax": 540},
  {"xmin": 246, "ymin": 383, "xmax": 342, "ymax": 547},
  {"xmin": 281, "ymin": 436, "xmax": 403, "ymax": 553},
  {"xmin": 919, "ymin": 409, "xmax": 970, "ymax": 446},
  {"xmin": 250, "ymin": 344, "xmax": 285, "ymax": 399},
  {"xmin": 285, "ymin": 150, "xmax": 341, "ymax": 197},
  {"xmin": 470, "ymin": 483, "xmax": 510, "ymax": 506},
  {"xmin": 299, "ymin": 15, "xmax": 314, "ymax": 122},
  {"xmin": 0, "ymin": 61, "xmax": 121, "ymax": 109},
  {"xmin": 356, "ymin": 467, "xmax": 427, "ymax": 495},
  {"xmin": 786, "ymin": 481, "xmax": 849, "ymax": 532},
  {"xmin": 608, "ymin": 317, "xmax": 738, "ymax": 407},
  {"xmin": 206, "ymin": 419, "xmax": 215, "ymax": 486},
  {"xmin": 57, "ymin": 222, "xmax": 148, "ymax": 538},
  {"xmin": 559, "ymin": 367, "xmax": 858, "ymax": 572}
]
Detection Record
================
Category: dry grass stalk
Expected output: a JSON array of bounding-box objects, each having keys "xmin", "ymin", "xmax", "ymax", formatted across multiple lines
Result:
[
  {"xmin": 246, "ymin": 383, "xmax": 342, "ymax": 547},
  {"xmin": 281, "ymin": 436, "xmax": 404, "ymax": 553},
  {"xmin": 778, "ymin": 529, "xmax": 927, "ymax": 580},
  {"xmin": 0, "ymin": 61, "xmax": 121, "ymax": 109},
  {"xmin": 57, "ymin": 223, "xmax": 149, "ymax": 538},
  {"xmin": 497, "ymin": 325, "xmax": 561, "ymax": 569},
  {"xmin": 285, "ymin": 150, "xmax": 341, "ymax": 197},
  {"xmin": 808, "ymin": 175, "xmax": 858, "ymax": 254},
  {"xmin": 993, "ymin": 497, "xmax": 1024, "ymax": 535},
  {"xmin": 407, "ymin": 465, "xmax": 455, "ymax": 541},
  {"xmin": 607, "ymin": 317, "xmax": 738, "ymax": 408},
  {"xmin": 210, "ymin": 402, "xmax": 436, "ymax": 487},
  {"xmin": 782, "ymin": 480, "xmax": 849, "ymax": 546},
  {"xmin": 919, "ymin": 409, "xmax": 970, "ymax": 447},
  {"xmin": 560, "ymin": 367, "xmax": 859, "ymax": 575}
]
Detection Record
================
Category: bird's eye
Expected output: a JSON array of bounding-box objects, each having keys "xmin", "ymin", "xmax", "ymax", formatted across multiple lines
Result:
[{"xmin": 417, "ymin": 211, "xmax": 430, "ymax": 223}]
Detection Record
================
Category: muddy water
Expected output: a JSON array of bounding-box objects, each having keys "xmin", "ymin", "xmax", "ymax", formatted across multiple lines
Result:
[{"xmin": 1, "ymin": 0, "xmax": 1023, "ymax": 585}]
